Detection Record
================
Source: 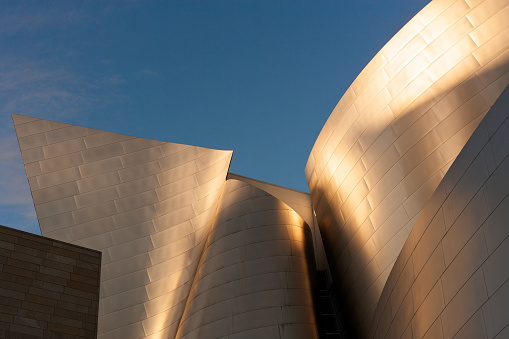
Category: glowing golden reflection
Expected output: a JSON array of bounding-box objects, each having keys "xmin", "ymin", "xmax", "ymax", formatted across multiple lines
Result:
[{"xmin": 306, "ymin": 0, "xmax": 509, "ymax": 335}]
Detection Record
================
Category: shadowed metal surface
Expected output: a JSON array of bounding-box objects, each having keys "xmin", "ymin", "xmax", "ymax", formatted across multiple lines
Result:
[
  {"xmin": 13, "ymin": 114, "xmax": 321, "ymax": 338},
  {"xmin": 305, "ymin": 0, "xmax": 509, "ymax": 335},
  {"xmin": 11, "ymin": 1, "xmax": 509, "ymax": 337},
  {"xmin": 369, "ymin": 83, "xmax": 509, "ymax": 339},
  {"xmin": 13, "ymin": 113, "xmax": 233, "ymax": 338},
  {"xmin": 227, "ymin": 172, "xmax": 328, "ymax": 271},
  {"xmin": 176, "ymin": 179, "xmax": 318, "ymax": 339}
]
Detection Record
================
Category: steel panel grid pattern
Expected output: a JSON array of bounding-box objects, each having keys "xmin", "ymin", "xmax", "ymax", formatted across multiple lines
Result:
[
  {"xmin": 369, "ymin": 83, "xmax": 509, "ymax": 339},
  {"xmin": 9, "ymin": 0, "xmax": 509, "ymax": 338},
  {"xmin": 305, "ymin": 0, "xmax": 509, "ymax": 334},
  {"xmin": 13, "ymin": 114, "xmax": 234, "ymax": 338},
  {"xmin": 13, "ymin": 114, "xmax": 321, "ymax": 338},
  {"xmin": 175, "ymin": 179, "xmax": 318, "ymax": 339}
]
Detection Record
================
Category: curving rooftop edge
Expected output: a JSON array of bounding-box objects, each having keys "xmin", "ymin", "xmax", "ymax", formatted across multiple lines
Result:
[
  {"xmin": 368, "ymin": 78, "xmax": 509, "ymax": 339},
  {"xmin": 9, "ymin": 0, "xmax": 509, "ymax": 338},
  {"xmin": 12, "ymin": 113, "xmax": 320, "ymax": 338},
  {"xmin": 305, "ymin": 0, "xmax": 509, "ymax": 335}
]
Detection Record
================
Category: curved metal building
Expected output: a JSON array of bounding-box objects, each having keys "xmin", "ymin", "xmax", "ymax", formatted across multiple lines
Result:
[
  {"xmin": 10, "ymin": 0, "xmax": 509, "ymax": 338},
  {"xmin": 369, "ymin": 83, "xmax": 509, "ymax": 339},
  {"xmin": 12, "ymin": 114, "xmax": 321, "ymax": 338},
  {"xmin": 305, "ymin": 0, "xmax": 509, "ymax": 335}
]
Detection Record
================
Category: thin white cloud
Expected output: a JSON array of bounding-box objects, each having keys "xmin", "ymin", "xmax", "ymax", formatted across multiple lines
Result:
[
  {"xmin": 0, "ymin": 128, "xmax": 36, "ymax": 238},
  {"xmin": 0, "ymin": 9, "xmax": 125, "ymax": 233},
  {"xmin": 0, "ymin": 57, "xmax": 125, "ymax": 119},
  {"xmin": 0, "ymin": 4, "xmax": 87, "ymax": 37},
  {"xmin": 103, "ymin": 74, "xmax": 126, "ymax": 85},
  {"xmin": 0, "ymin": 57, "xmax": 125, "ymax": 231},
  {"xmin": 0, "ymin": 124, "xmax": 30, "ymax": 202},
  {"xmin": 0, "ymin": 3, "xmax": 136, "ymax": 233}
]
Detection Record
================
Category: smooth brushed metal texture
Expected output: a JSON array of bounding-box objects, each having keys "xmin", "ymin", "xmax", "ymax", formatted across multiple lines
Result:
[
  {"xmin": 175, "ymin": 179, "xmax": 318, "ymax": 339},
  {"xmin": 226, "ymin": 172, "xmax": 328, "ymax": 270},
  {"xmin": 13, "ymin": 115, "xmax": 321, "ymax": 338},
  {"xmin": 11, "ymin": 1, "xmax": 509, "ymax": 337},
  {"xmin": 369, "ymin": 84, "xmax": 509, "ymax": 339},
  {"xmin": 13, "ymin": 114, "xmax": 233, "ymax": 338},
  {"xmin": 305, "ymin": 0, "xmax": 509, "ymax": 334}
]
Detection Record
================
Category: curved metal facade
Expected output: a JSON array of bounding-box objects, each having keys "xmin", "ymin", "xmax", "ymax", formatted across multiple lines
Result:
[
  {"xmin": 176, "ymin": 179, "xmax": 318, "ymax": 339},
  {"xmin": 13, "ymin": 114, "xmax": 234, "ymax": 338},
  {"xmin": 305, "ymin": 0, "xmax": 509, "ymax": 334},
  {"xmin": 369, "ymin": 83, "xmax": 509, "ymax": 339},
  {"xmin": 12, "ymin": 114, "xmax": 320, "ymax": 338},
  {"xmin": 10, "ymin": 1, "xmax": 509, "ymax": 338}
]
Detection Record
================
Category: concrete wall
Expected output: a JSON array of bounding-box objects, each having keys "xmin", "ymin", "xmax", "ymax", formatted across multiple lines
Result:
[
  {"xmin": 0, "ymin": 225, "xmax": 101, "ymax": 338},
  {"xmin": 13, "ymin": 115, "xmax": 321, "ymax": 338},
  {"xmin": 13, "ymin": 113, "xmax": 234, "ymax": 338},
  {"xmin": 13, "ymin": 2, "xmax": 509, "ymax": 337},
  {"xmin": 305, "ymin": 0, "xmax": 509, "ymax": 334}
]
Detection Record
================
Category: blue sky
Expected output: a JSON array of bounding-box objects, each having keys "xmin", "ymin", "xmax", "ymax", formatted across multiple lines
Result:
[{"xmin": 0, "ymin": 0, "xmax": 429, "ymax": 234}]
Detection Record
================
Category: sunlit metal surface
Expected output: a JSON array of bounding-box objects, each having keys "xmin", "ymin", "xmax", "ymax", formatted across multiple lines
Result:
[
  {"xmin": 13, "ymin": 113, "xmax": 233, "ymax": 338},
  {"xmin": 12, "ymin": 0, "xmax": 509, "ymax": 337},
  {"xmin": 305, "ymin": 0, "xmax": 509, "ymax": 334},
  {"xmin": 176, "ymin": 179, "xmax": 318, "ymax": 339},
  {"xmin": 227, "ymin": 172, "xmax": 328, "ymax": 271},
  {"xmin": 369, "ymin": 83, "xmax": 509, "ymax": 339},
  {"xmin": 13, "ymin": 114, "xmax": 320, "ymax": 338}
]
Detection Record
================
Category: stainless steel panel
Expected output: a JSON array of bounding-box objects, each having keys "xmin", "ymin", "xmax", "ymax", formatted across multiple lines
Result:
[
  {"xmin": 73, "ymin": 201, "xmax": 118, "ymax": 225},
  {"xmin": 369, "ymin": 84, "xmax": 509, "ymax": 338},
  {"xmin": 441, "ymin": 270, "xmax": 488, "ymax": 338},
  {"xmin": 14, "ymin": 119, "xmax": 50, "ymax": 138},
  {"xmin": 39, "ymin": 152, "xmax": 84, "ymax": 174},
  {"xmin": 84, "ymin": 131, "xmax": 133, "ymax": 148},
  {"xmin": 21, "ymin": 147, "xmax": 45, "ymax": 163},
  {"xmin": 77, "ymin": 171, "xmax": 122, "ymax": 193},
  {"xmin": 69, "ymin": 216, "xmax": 116, "ymax": 241},
  {"xmin": 36, "ymin": 167, "xmax": 82, "ymax": 189},
  {"xmin": 31, "ymin": 181, "xmax": 80, "ymax": 204},
  {"xmin": 35, "ymin": 196, "xmax": 77, "ymax": 219},
  {"xmin": 82, "ymin": 142, "xmax": 125, "ymax": 164},
  {"xmin": 42, "ymin": 138, "xmax": 86, "ymax": 158},
  {"xmin": 18, "ymin": 132, "xmax": 48, "ymax": 151},
  {"xmin": 118, "ymin": 160, "xmax": 162, "ymax": 182},
  {"xmin": 482, "ymin": 278, "xmax": 509, "ymax": 338},
  {"xmin": 45, "ymin": 125, "xmax": 93, "ymax": 144},
  {"xmin": 79, "ymin": 157, "xmax": 123, "ymax": 178},
  {"xmin": 121, "ymin": 137, "xmax": 163, "ymax": 153},
  {"xmin": 120, "ymin": 146, "xmax": 163, "ymax": 167}
]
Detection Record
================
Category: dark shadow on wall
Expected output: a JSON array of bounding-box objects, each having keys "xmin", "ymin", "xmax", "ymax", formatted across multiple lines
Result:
[
  {"xmin": 369, "ymin": 83, "xmax": 509, "ymax": 338},
  {"xmin": 173, "ymin": 181, "xmax": 321, "ymax": 338},
  {"xmin": 312, "ymin": 61, "xmax": 509, "ymax": 339}
]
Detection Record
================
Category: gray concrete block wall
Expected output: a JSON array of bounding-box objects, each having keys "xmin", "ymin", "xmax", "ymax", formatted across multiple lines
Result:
[
  {"xmin": 10, "ymin": 2, "xmax": 509, "ymax": 337},
  {"xmin": 0, "ymin": 225, "xmax": 101, "ymax": 338},
  {"xmin": 12, "ymin": 114, "xmax": 235, "ymax": 338},
  {"xmin": 13, "ymin": 113, "xmax": 325, "ymax": 338}
]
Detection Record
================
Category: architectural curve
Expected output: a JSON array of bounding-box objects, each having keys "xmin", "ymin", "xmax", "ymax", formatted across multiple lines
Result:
[
  {"xmin": 369, "ymin": 83, "xmax": 509, "ymax": 339},
  {"xmin": 175, "ymin": 179, "xmax": 319, "ymax": 339},
  {"xmin": 305, "ymin": 0, "xmax": 509, "ymax": 334},
  {"xmin": 9, "ymin": 1, "xmax": 509, "ymax": 338},
  {"xmin": 12, "ymin": 114, "xmax": 322, "ymax": 339},
  {"xmin": 12, "ymin": 113, "xmax": 233, "ymax": 338},
  {"xmin": 226, "ymin": 172, "xmax": 328, "ymax": 271}
]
